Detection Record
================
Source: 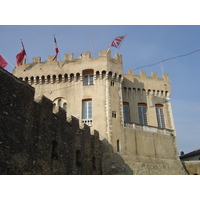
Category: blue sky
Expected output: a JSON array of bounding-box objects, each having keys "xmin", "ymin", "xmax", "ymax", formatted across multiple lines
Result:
[{"xmin": 1, "ymin": 25, "xmax": 199, "ymax": 154}]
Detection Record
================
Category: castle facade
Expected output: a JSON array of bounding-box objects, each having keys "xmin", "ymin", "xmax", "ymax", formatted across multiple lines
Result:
[{"xmin": 12, "ymin": 50, "xmax": 186, "ymax": 174}]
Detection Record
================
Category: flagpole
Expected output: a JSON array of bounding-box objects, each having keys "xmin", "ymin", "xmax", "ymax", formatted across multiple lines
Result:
[
  {"xmin": 160, "ymin": 62, "xmax": 164, "ymax": 74},
  {"xmin": 0, "ymin": 53, "xmax": 15, "ymax": 69},
  {"xmin": 58, "ymin": 53, "xmax": 61, "ymax": 61},
  {"xmin": 89, "ymin": 31, "xmax": 95, "ymax": 57},
  {"xmin": 106, "ymin": 44, "xmax": 111, "ymax": 53},
  {"xmin": 114, "ymin": 33, "xmax": 127, "ymax": 58}
]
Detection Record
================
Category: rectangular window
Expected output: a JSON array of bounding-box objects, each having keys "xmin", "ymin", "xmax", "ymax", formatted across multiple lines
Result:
[
  {"xmin": 83, "ymin": 74, "xmax": 94, "ymax": 85},
  {"xmin": 156, "ymin": 104, "xmax": 165, "ymax": 128},
  {"xmin": 112, "ymin": 111, "xmax": 116, "ymax": 118},
  {"xmin": 82, "ymin": 99, "xmax": 92, "ymax": 126},
  {"xmin": 123, "ymin": 102, "xmax": 130, "ymax": 122},
  {"xmin": 138, "ymin": 103, "xmax": 148, "ymax": 125}
]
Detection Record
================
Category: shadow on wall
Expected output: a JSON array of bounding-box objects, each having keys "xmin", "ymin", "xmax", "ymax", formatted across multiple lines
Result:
[
  {"xmin": 101, "ymin": 139, "xmax": 133, "ymax": 175},
  {"xmin": 181, "ymin": 162, "xmax": 189, "ymax": 175}
]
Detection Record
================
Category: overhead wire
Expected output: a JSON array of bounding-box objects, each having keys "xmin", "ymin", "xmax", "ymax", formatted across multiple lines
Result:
[{"xmin": 134, "ymin": 49, "xmax": 200, "ymax": 70}]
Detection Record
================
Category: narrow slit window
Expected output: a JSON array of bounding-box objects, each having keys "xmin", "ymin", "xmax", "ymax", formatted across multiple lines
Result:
[
  {"xmin": 117, "ymin": 140, "xmax": 120, "ymax": 152},
  {"xmin": 51, "ymin": 140, "xmax": 58, "ymax": 160},
  {"xmin": 76, "ymin": 150, "xmax": 81, "ymax": 167}
]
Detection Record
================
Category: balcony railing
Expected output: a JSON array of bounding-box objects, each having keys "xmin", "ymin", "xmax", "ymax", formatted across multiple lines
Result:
[
  {"xmin": 82, "ymin": 119, "xmax": 92, "ymax": 126},
  {"xmin": 124, "ymin": 122, "xmax": 174, "ymax": 135}
]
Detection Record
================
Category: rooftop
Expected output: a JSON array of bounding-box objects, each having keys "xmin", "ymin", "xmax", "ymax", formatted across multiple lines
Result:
[{"xmin": 180, "ymin": 149, "xmax": 200, "ymax": 159}]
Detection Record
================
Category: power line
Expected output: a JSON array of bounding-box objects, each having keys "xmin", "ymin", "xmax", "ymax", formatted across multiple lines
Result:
[{"xmin": 134, "ymin": 49, "xmax": 200, "ymax": 70}]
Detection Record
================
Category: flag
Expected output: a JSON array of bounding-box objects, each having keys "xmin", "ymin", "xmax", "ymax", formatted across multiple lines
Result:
[
  {"xmin": 106, "ymin": 34, "xmax": 126, "ymax": 53},
  {"xmin": 16, "ymin": 40, "xmax": 26, "ymax": 66},
  {"xmin": 52, "ymin": 35, "xmax": 59, "ymax": 61},
  {"xmin": 0, "ymin": 55, "xmax": 8, "ymax": 68}
]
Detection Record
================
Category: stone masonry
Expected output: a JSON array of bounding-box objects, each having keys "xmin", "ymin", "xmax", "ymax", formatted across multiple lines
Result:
[{"xmin": 0, "ymin": 67, "xmax": 102, "ymax": 175}]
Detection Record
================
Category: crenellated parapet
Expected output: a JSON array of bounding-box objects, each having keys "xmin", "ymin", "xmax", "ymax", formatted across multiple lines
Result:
[
  {"xmin": 13, "ymin": 50, "xmax": 123, "ymax": 85},
  {"xmin": 122, "ymin": 69, "xmax": 171, "ymax": 98},
  {"xmin": 127, "ymin": 69, "xmax": 170, "ymax": 81},
  {"xmin": 27, "ymin": 50, "xmax": 122, "ymax": 64}
]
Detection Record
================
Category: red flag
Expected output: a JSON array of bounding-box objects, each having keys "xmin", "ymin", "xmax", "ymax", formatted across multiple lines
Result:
[
  {"xmin": 0, "ymin": 55, "xmax": 8, "ymax": 68},
  {"xmin": 16, "ymin": 40, "xmax": 26, "ymax": 66}
]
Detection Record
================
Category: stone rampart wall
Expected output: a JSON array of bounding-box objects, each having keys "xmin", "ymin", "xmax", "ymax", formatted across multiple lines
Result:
[
  {"xmin": 182, "ymin": 161, "xmax": 200, "ymax": 175},
  {"xmin": 0, "ymin": 67, "xmax": 102, "ymax": 175}
]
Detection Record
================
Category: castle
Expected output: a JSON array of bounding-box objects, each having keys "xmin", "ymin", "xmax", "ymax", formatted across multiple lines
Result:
[{"xmin": 0, "ymin": 50, "xmax": 187, "ymax": 174}]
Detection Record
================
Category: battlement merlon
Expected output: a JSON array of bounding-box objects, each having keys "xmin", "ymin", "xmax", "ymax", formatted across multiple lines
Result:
[
  {"xmin": 124, "ymin": 69, "xmax": 171, "ymax": 94},
  {"xmin": 13, "ymin": 50, "xmax": 123, "ymax": 76},
  {"xmin": 24, "ymin": 49, "xmax": 122, "ymax": 64}
]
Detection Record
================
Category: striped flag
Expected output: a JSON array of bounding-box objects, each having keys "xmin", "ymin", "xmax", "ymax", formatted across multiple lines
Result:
[
  {"xmin": 106, "ymin": 34, "xmax": 126, "ymax": 53},
  {"xmin": 52, "ymin": 35, "xmax": 59, "ymax": 61}
]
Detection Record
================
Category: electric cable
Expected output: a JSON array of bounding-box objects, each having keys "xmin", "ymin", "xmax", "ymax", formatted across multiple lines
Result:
[{"xmin": 134, "ymin": 49, "xmax": 200, "ymax": 70}]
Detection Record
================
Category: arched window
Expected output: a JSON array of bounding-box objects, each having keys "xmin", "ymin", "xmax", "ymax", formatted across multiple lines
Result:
[
  {"xmin": 70, "ymin": 73, "xmax": 74, "ymax": 81},
  {"xmin": 25, "ymin": 77, "xmax": 29, "ymax": 83},
  {"xmin": 102, "ymin": 70, "xmax": 106, "ymax": 79},
  {"xmin": 58, "ymin": 74, "xmax": 62, "ymax": 83},
  {"xmin": 30, "ymin": 76, "xmax": 34, "ymax": 85},
  {"xmin": 41, "ymin": 76, "xmax": 45, "ymax": 84},
  {"xmin": 147, "ymin": 89, "xmax": 151, "ymax": 95},
  {"xmin": 108, "ymin": 71, "xmax": 112, "ymax": 80},
  {"xmin": 47, "ymin": 75, "xmax": 51, "ymax": 84},
  {"xmin": 155, "ymin": 104, "xmax": 165, "ymax": 128},
  {"xmin": 63, "ymin": 102, "xmax": 67, "ymax": 111},
  {"xmin": 58, "ymin": 99, "xmax": 62, "ymax": 107},
  {"xmin": 64, "ymin": 74, "xmax": 68, "ymax": 82},
  {"xmin": 138, "ymin": 103, "xmax": 148, "ymax": 125},
  {"xmin": 76, "ymin": 73, "xmax": 80, "ymax": 81},
  {"xmin": 53, "ymin": 98, "xmax": 67, "ymax": 110},
  {"xmin": 52, "ymin": 75, "xmax": 56, "ymax": 84},
  {"xmin": 36, "ymin": 76, "xmax": 39, "ymax": 84},
  {"xmin": 96, "ymin": 71, "xmax": 100, "ymax": 80}
]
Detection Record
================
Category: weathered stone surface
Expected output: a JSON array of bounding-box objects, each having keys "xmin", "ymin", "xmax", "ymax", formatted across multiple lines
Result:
[{"xmin": 0, "ymin": 67, "xmax": 102, "ymax": 175}]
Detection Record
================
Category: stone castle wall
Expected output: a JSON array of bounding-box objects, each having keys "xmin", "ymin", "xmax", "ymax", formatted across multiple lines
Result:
[
  {"xmin": 0, "ymin": 67, "xmax": 102, "ymax": 175},
  {"xmin": 181, "ymin": 161, "xmax": 200, "ymax": 175}
]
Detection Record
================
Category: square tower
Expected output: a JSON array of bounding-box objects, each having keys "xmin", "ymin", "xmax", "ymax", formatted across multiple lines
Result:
[{"xmin": 13, "ymin": 50, "xmax": 123, "ymax": 143}]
